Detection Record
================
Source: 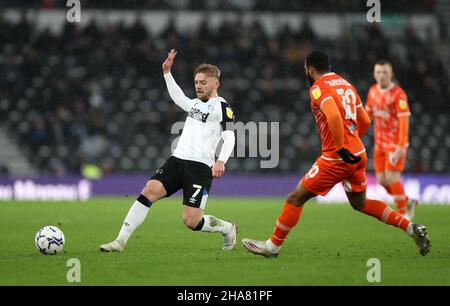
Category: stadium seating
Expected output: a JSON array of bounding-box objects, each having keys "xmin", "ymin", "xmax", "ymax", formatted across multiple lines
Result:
[
  {"xmin": 0, "ymin": 0, "xmax": 434, "ymax": 12},
  {"xmin": 0, "ymin": 14, "xmax": 448, "ymax": 175}
]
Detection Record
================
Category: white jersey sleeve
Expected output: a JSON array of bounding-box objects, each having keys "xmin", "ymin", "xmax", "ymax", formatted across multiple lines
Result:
[
  {"xmin": 217, "ymin": 101, "xmax": 236, "ymax": 163},
  {"xmin": 163, "ymin": 72, "xmax": 195, "ymax": 112}
]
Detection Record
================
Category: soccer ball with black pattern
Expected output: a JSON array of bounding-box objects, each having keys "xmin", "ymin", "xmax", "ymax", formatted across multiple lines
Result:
[{"xmin": 35, "ymin": 226, "xmax": 65, "ymax": 255}]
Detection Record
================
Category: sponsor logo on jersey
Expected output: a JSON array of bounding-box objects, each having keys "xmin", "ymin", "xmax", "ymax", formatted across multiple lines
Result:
[
  {"xmin": 312, "ymin": 87, "xmax": 321, "ymax": 100},
  {"xmin": 188, "ymin": 107, "xmax": 210, "ymax": 122}
]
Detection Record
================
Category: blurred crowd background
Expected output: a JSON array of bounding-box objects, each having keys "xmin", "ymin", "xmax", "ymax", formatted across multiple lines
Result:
[
  {"xmin": 0, "ymin": 1, "xmax": 449, "ymax": 177},
  {"xmin": 0, "ymin": 0, "xmax": 437, "ymax": 12}
]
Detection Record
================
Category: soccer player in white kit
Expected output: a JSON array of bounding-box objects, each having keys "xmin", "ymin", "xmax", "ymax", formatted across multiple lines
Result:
[{"xmin": 100, "ymin": 49, "xmax": 238, "ymax": 252}]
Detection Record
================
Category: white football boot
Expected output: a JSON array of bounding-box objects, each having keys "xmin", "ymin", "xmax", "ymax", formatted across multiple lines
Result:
[
  {"xmin": 222, "ymin": 222, "xmax": 238, "ymax": 250},
  {"xmin": 242, "ymin": 238, "xmax": 279, "ymax": 258},
  {"xmin": 100, "ymin": 239, "xmax": 125, "ymax": 252}
]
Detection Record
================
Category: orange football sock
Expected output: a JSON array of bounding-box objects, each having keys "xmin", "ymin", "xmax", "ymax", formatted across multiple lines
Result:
[
  {"xmin": 389, "ymin": 181, "xmax": 408, "ymax": 214},
  {"xmin": 270, "ymin": 202, "xmax": 303, "ymax": 246},
  {"xmin": 361, "ymin": 199, "xmax": 410, "ymax": 232}
]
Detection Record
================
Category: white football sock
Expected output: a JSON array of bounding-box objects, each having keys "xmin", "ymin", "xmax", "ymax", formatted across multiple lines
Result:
[
  {"xmin": 407, "ymin": 223, "xmax": 414, "ymax": 236},
  {"xmin": 266, "ymin": 239, "xmax": 281, "ymax": 253},
  {"xmin": 116, "ymin": 200, "xmax": 150, "ymax": 245},
  {"xmin": 200, "ymin": 215, "xmax": 232, "ymax": 235}
]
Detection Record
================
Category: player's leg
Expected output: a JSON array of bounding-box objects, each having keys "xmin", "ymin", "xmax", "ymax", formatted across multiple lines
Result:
[
  {"xmin": 242, "ymin": 159, "xmax": 337, "ymax": 257},
  {"xmin": 375, "ymin": 172, "xmax": 389, "ymax": 192},
  {"xmin": 374, "ymin": 147, "xmax": 415, "ymax": 218},
  {"xmin": 346, "ymin": 190, "xmax": 430, "ymax": 256},
  {"xmin": 385, "ymin": 169, "xmax": 417, "ymax": 219},
  {"xmin": 374, "ymin": 147, "xmax": 393, "ymax": 194},
  {"xmin": 182, "ymin": 160, "xmax": 237, "ymax": 250},
  {"xmin": 345, "ymin": 157, "xmax": 430, "ymax": 256},
  {"xmin": 100, "ymin": 180, "xmax": 167, "ymax": 252},
  {"xmin": 384, "ymin": 170, "xmax": 408, "ymax": 214},
  {"xmin": 269, "ymin": 184, "xmax": 315, "ymax": 246},
  {"xmin": 242, "ymin": 184, "xmax": 316, "ymax": 257},
  {"xmin": 384, "ymin": 146, "xmax": 418, "ymax": 219},
  {"xmin": 100, "ymin": 157, "xmax": 180, "ymax": 252},
  {"xmin": 386, "ymin": 148, "xmax": 418, "ymax": 219},
  {"xmin": 183, "ymin": 205, "xmax": 237, "ymax": 250}
]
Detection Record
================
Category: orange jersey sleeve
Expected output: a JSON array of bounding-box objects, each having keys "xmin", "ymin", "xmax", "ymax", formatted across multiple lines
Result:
[
  {"xmin": 395, "ymin": 88, "xmax": 411, "ymax": 117},
  {"xmin": 398, "ymin": 116, "xmax": 409, "ymax": 147},
  {"xmin": 395, "ymin": 87, "xmax": 410, "ymax": 147},
  {"xmin": 320, "ymin": 97, "xmax": 344, "ymax": 150}
]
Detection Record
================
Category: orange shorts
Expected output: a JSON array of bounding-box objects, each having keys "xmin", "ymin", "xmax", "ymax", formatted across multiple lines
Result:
[
  {"xmin": 374, "ymin": 146, "xmax": 406, "ymax": 173},
  {"xmin": 301, "ymin": 153, "xmax": 368, "ymax": 196}
]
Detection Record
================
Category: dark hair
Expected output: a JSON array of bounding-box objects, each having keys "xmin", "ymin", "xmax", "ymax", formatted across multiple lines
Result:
[
  {"xmin": 375, "ymin": 59, "xmax": 393, "ymax": 70},
  {"xmin": 193, "ymin": 63, "xmax": 221, "ymax": 79},
  {"xmin": 305, "ymin": 50, "xmax": 330, "ymax": 73}
]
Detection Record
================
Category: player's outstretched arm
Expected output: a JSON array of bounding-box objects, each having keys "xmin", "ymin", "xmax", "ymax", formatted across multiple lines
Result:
[{"xmin": 162, "ymin": 49, "xmax": 193, "ymax": 112}]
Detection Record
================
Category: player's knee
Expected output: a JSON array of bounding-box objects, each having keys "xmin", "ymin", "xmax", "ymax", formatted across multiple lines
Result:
[
  {"xmin": 286, "ymin": 192, "xmax": 305, "ymax": 207},
  {"xmin": 141, "ymin": 180, "xmax": 159, "ymax": 198},
  {"xmin": 376, "ymin": 176, "xmax": 386, "ymax": 187},
  {"xmin": 347, "ymin": 193, "xmax": 366, "ymax": 211},
  {"xmin": 141, "ymin": 181, "xmax": 152, "ymax": 197},
  {"xmin": 385, "ymin": 174, "xmax": 399, "ymax": 185},
  {"xmin": 183, "ymin": 213, "xmax": 202, "ymax": 230}
]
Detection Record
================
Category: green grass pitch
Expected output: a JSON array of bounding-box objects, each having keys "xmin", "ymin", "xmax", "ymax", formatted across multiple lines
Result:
[{"xmin": 1, "ymin": 197, "xmax": 449, "ymax": 285}]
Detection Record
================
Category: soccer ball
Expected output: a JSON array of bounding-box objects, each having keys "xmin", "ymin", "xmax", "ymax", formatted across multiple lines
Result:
[{"xmin": 35, "ymin": 226, "xmax": 65, "ymax": 255}]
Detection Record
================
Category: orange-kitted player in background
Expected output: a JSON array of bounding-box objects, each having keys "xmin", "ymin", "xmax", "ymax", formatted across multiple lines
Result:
[
  {"xmin": 242, "ymin": 51, "xmax": 430, "ymax": 258},
  {"xmin": 366, "ymin": 60, "xmax": 418, "ymax": 220}
]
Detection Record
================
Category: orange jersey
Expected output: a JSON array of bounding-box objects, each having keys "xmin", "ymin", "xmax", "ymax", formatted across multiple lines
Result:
[
  {"xmin": 366, "ymin": 83, "xmax": 410, "ymax": 149},
  {"xmin": 309, "ymin": 73, "xmax": 366, "ymax": 159}
]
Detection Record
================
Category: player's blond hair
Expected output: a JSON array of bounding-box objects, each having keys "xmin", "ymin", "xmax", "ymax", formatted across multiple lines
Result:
[{"xmin": 194, "ymin": 63, "xmax": 221, "ymax": 80}]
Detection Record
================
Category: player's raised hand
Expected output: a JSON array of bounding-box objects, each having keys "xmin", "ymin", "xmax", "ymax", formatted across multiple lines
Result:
[
  {"xmin": 162, "ymin": 49, "xmax": 177, "ymax": 74},
  {"xmin": 212, "ymin": 161, "xmax": 225, "ymax": 178}
]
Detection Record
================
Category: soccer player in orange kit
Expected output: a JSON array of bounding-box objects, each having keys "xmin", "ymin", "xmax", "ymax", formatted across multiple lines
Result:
[
  {"xmin": 242, "ymin": 50, "xmax": 431, "ymax": 257},
  {"xmin": 366, "ymin": 60, "xmax": 417, "ymax": 220}
]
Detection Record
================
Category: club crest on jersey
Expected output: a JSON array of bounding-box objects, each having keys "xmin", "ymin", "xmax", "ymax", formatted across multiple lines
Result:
[
  {"xmin": 226, "ymin": 107, "xmax": 234, "ymax": 119},
  {"xmin": 399, "ymin": 98, "xmax": 407, "ymax": 110},
  {"xmin": 188, "ymin": 107, "xmax": 210, "ymax": 122},
  {"xmin": 312, "ymin": 87, "xmax": 321, "ymax": 100}
]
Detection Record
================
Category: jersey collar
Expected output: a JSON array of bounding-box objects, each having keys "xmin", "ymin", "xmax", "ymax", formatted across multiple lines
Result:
[{"xmin": 377, "ymin": 82, "xmax": 395, "ymax": 92}]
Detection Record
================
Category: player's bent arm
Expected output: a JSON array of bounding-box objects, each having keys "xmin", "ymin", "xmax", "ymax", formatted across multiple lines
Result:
[
  {"xmin": 356, "ymin": 106, "xmax": 371, "ymax": 137},
  {"xmin": 163, "ymin": 72, "xmax": 193, "ymax": 112},
  {"xmin": 218, "ymin": 130, "xmax": 235, "ymax": 164},
  {"xmin": 321, "ymin": 98, "xmax": 345, "ymax": 150}
]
